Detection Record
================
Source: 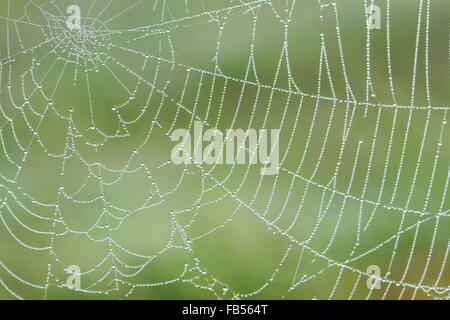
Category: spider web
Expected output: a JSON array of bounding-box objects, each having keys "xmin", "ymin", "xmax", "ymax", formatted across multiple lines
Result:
[{"xmin": 0, "ymin": 0, "xmax": 448, "ymax": 300}]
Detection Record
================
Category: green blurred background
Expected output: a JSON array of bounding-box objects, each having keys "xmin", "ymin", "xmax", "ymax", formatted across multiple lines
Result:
[{"xmin": 0, "ymin": 0, "xmax": 448, "ymax": 299}]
